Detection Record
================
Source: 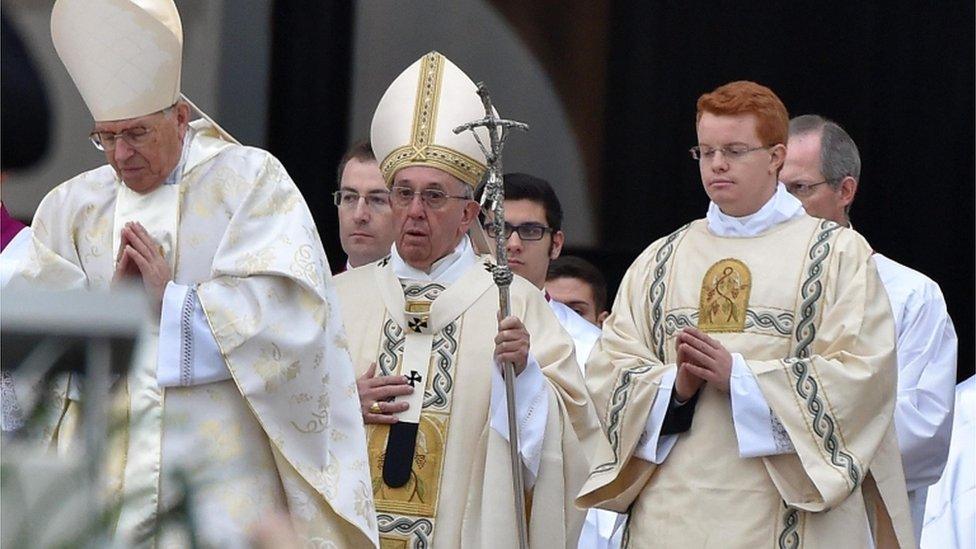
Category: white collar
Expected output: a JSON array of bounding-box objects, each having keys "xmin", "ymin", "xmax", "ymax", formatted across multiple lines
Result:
[
  {"xmin": 164, "ymin": 126, "xmax": 194, "ymax": 186},
  {"xmin": 706, "ymin": 182, "xmax": 805, "ymax": 237},
  {"xmin": 391, "ymin": 235, "xmax": 476, "ymax": 286}
]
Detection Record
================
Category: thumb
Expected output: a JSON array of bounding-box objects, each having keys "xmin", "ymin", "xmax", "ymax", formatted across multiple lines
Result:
[{"xmin": 366, "ymin": 362, "xmax": 378, "ymax": 378}]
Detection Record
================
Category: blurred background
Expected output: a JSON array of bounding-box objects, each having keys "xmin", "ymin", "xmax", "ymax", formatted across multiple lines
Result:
[{"xmin": 2, "ymin": 0, "xmax": 973, "ymax": 381}]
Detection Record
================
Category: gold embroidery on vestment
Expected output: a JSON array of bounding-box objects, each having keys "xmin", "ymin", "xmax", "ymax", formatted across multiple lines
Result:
[
  {"xmin": 698, "ymin": 258, "xmax": 752, "ymax": 332},
  {"xmin": 368, "ymin": 413, "xmax": 448, "ymax": 517}
]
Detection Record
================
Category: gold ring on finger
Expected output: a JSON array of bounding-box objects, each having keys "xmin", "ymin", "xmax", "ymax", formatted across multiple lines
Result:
[{"xmin": 369, "ymin": 401, "xmax": 382, "ymax": 414}]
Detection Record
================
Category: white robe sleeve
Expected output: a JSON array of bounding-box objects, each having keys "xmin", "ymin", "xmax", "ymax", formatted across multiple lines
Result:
[
  {"xmin": 157, "ymin": 281, "xmax": 231, "ymax": 387},
  {"xmin": 730, "ymin": 353, "xmax": 796, "ymax": 457},
  {"xmin": 490, "ymin": 352, "xmax": 548, "ymax": 487},
  {"xmin": 892, "ymin": 284, "xmax": 958, "ymax": 493},
  {"xmin": 632, "ymin": 366, "xmax": 679, "ymax": 463}
]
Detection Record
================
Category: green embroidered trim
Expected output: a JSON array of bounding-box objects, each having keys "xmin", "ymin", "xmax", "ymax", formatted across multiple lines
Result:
[
  {"xmin": 591, "ymin": 224, "xmax": 690, "ymax": 475},
  {"xmin": 377, "ymin": 514, "xmax": 434, "ymax": 548},
  {"xmin": 649, "ymin": 223, "xmax": 691, "ymax": 361},
  {"xmin": 780, "ymin": 219, "xmax": 859, "ymax": 547},
  {"xmin": 664, "ymin": 308, "xmax": 795, "ymax": 337}
]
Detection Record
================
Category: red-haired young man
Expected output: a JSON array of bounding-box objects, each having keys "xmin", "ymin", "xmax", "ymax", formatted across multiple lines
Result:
[{"xmin": 578, "ymin": 81, "xmax": 914, "ymax": 547}]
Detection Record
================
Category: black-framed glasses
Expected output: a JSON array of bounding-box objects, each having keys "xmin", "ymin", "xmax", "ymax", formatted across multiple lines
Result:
[
  {"xmin": 332, "ymin": 189, "xmax": 391, "ymax": 211},
  {"xmin": 689, "ymin": 144, "xmax": 772, "ymax": 161},
  {"xmin": 783, "ymin": 179, "xmax": 834, "ymax": 197},
  {"xmin": 484, "ymin": 221, "xmax": 553, "ymax": 241},
  {"xmin": 390, "ymin": 186, "xmax": 470, "ymax": 209}
]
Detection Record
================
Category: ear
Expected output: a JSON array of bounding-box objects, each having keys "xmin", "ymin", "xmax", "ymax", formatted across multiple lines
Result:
[
  {"xmin": 596, "ymin": 310, "xmax": 609, "ymax": 327},
  {"xmin": 549, "ymin": 230, "xmax": 565, "ymax": 260},
  {"xmin": 175, "ymin": 101, "xmax": 191, "ymax": 139},
  {"xmin": 768, "ymin": 143, "xmax": 787, "ymax": 174},
  {"xmin": 838, "ymin": 176, "xmax": 858, "ymax": 208},
  {"xmin": 458, "ymin": 198, "xmax": 480, "ymax": 232}
]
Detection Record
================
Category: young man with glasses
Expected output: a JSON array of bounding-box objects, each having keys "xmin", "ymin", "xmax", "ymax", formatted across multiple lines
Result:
[
  {"xmin": 477, "ymin": 173, "xmax": 620, "ymax": 549},
  {"xmin": 783, "ymin": 114, "xmax": 958, "ymax": 543},
  {"xmin": 333, "ymin": 51, "xmax": 611, "ymax": 548},
  {"xmin": 334, "ymin": 140, "xmax": 396, "ymax": 270},
  {"xmin": 578, "ymin": 81, "xmax": 914, "ymax": 547},
  {"xmin": 9, "ymin": 1, "xmax": 376, "ymax": 546}
]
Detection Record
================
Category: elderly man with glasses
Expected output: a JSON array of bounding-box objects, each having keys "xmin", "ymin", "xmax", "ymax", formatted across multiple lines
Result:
[
  {"xmin": 783, "ymin": 115, "xmax": 958, "ymax": 544},
  {"xmin": 9, "ymin": 0, "xmax": 377, "ymax": 546},
  {"xmin": 333, "ymin": 140, "xmax": 396, "ymax": 271},
  {"xmin": 578, "ymin": 81, "xmax": 914, "ymax": 548},
  {"xmin": 333, "ymin": 51, "xmax": 612, "ymax": 548}
]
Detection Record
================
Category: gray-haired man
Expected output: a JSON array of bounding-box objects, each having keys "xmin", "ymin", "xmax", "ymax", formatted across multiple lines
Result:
[{"xmin": 782, "ymin": 114, "xmax": 958, "ymax": 542}]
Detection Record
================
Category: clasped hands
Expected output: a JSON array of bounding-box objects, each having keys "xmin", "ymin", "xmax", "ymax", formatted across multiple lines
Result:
[
  {"xmin": 112, "ymin": 221, "xmax": 172, "ymax": 313},
  {"xmin": 674, "ymin": 326, "xmax": 733, "ymax": 401},
  {"xmin": 357, "ymin": 315, "xmax": 530, "ymax": 424}
]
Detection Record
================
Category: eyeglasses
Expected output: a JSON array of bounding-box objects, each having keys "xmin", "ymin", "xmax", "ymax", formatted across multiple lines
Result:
[
  {"xmin": 89, "ymin": 104, "xmax": 174, "ymax": 152},
  {"xmin": 783, "ymin": 179, "xmax": 834, "ymax": 197},
  {"xmin": 89, "ymin": 126, "xmax": 158, "ymax": 152},
  {"xmin": 333, "ymin": 190, "xmax": 391, "ymax": 211},
  {"xmin": 484, "ymin": 221, "xmax": 553, "ymax": 241},
  {"xmin": 390, "ymin": 186, "xmax": 470, "ymax": 210},
  {"xmin": 689, "ymin": 144, "xmax": 772, "ymax": 161}
]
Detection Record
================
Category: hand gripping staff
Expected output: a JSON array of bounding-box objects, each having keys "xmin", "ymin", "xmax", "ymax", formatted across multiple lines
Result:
[{"xmin": 454, "ymin": 83, "xmax": 530, "ymax": 549}]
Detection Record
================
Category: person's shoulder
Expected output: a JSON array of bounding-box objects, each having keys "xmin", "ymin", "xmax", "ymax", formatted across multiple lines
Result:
[
  {"xmin": 623, "ymin": 218, "xmax": 703, "ymax": 274},
  {"xmin": 549, "ymin": 299, "xmax": 601, "ymax": 338},
  {"xmin": 333, "ymin": 255, "xmax": 389, "ymax": 291},
  {"xmin": 804, "ymin": 217, "xmax": 873, "ymax": 258},
  {"xmin": 873, "ymin": 252, "xmax": 947, "ymax": 310},
  {"xmin": 873, "ymin": 253, "xmax": 939, "ymax": 289},
  {"xmin": 38, "ymin": 164, "xmax": 117, "ymax": 210}
]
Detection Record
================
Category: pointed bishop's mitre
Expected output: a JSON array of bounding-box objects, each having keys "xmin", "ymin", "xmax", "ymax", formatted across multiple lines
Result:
[
  {"xmin": 51, "ymin": 0, "xmax": 182, "ymax": 122},
  {"xmin": 370, "ymin": 51, "xmax": 496, "ymax": 188}
]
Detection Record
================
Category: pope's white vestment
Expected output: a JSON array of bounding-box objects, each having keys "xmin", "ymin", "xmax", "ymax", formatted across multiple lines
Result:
[
  {"xmin": 11, "ymin": 120, "xmax": 378, "ymax": 547},
  {"xmin": 334, "ymin": 237, "xmax": 611, "ymax": 548}
]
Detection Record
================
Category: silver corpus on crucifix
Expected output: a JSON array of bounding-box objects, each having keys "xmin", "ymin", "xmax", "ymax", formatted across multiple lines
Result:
[{"xmin": 454, "ymin": 83, "xmax": 530, "ymax": 549}]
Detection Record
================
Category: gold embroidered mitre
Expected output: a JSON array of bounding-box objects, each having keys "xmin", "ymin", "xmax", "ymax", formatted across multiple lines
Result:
[
  {"xmin": 51, "ymin": 0, "xmax": 183, "ymax": 122},
  {"xmin": 370, "ymin": 51, "xmax": 496, "ymax": 188}
]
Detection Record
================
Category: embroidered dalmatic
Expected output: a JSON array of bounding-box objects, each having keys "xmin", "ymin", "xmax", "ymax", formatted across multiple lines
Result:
[
  {"xmin": 11, "ymin": 120, "xmax": 378, "ymax": 547},
  {"xmin": 578, "ymin": 214, "xmax": 915, "ymax": 548},
  {"xmin": 334, "ymin": 254, "xmax": 608, "ymax": 548}
]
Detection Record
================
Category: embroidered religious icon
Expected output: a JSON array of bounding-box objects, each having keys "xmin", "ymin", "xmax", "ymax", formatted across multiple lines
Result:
[
  {"xmin": 698, "ymin": 258, "xmax": 752, "ymax": 332},
  {"xmin": 368, "ymin": 413, "xmax": 449, "ymax": 517}
]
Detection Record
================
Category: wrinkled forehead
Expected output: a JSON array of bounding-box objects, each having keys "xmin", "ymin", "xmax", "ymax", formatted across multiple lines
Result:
[
  {"xmin": 392, "ymin": 166, "xmax": 466, "ymax": 192},
  {"xmin": 93, "ymin": 109, "xmax": 170, "ymax": 132}
]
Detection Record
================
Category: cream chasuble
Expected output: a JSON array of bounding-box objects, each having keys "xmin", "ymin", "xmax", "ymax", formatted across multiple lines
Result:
[
  {"xmin": 11, "ymin": 120, "xmax": 378, "ymax": 547},
  {"xmin": 578, "ymin": 214, "xmax": 915, "ymax": 548},
  {"xmin": 334, "ymin": 250, "xmax": 610, "ymax": 548}
]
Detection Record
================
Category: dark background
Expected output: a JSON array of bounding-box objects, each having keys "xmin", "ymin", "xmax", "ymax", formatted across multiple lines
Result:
[{"xmin": 267, "ymin": 2, "xmax": 974, "ymax": 382}]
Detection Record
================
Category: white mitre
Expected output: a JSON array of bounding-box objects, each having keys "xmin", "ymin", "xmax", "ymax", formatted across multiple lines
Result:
[
  {"xmin": 370, "ymin": 51, "xmax": 497, "ymax": 189},
  {"xmin": 51, "ymin": 0, "xmax": 182, "ymax": 122},
  {"xmin": 51, "ymin": 0, "xmax": 238, "ymax": 144},
  {"xmin": 371, "ymin": 51, "xmax": 496, "ymax": 252}
]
